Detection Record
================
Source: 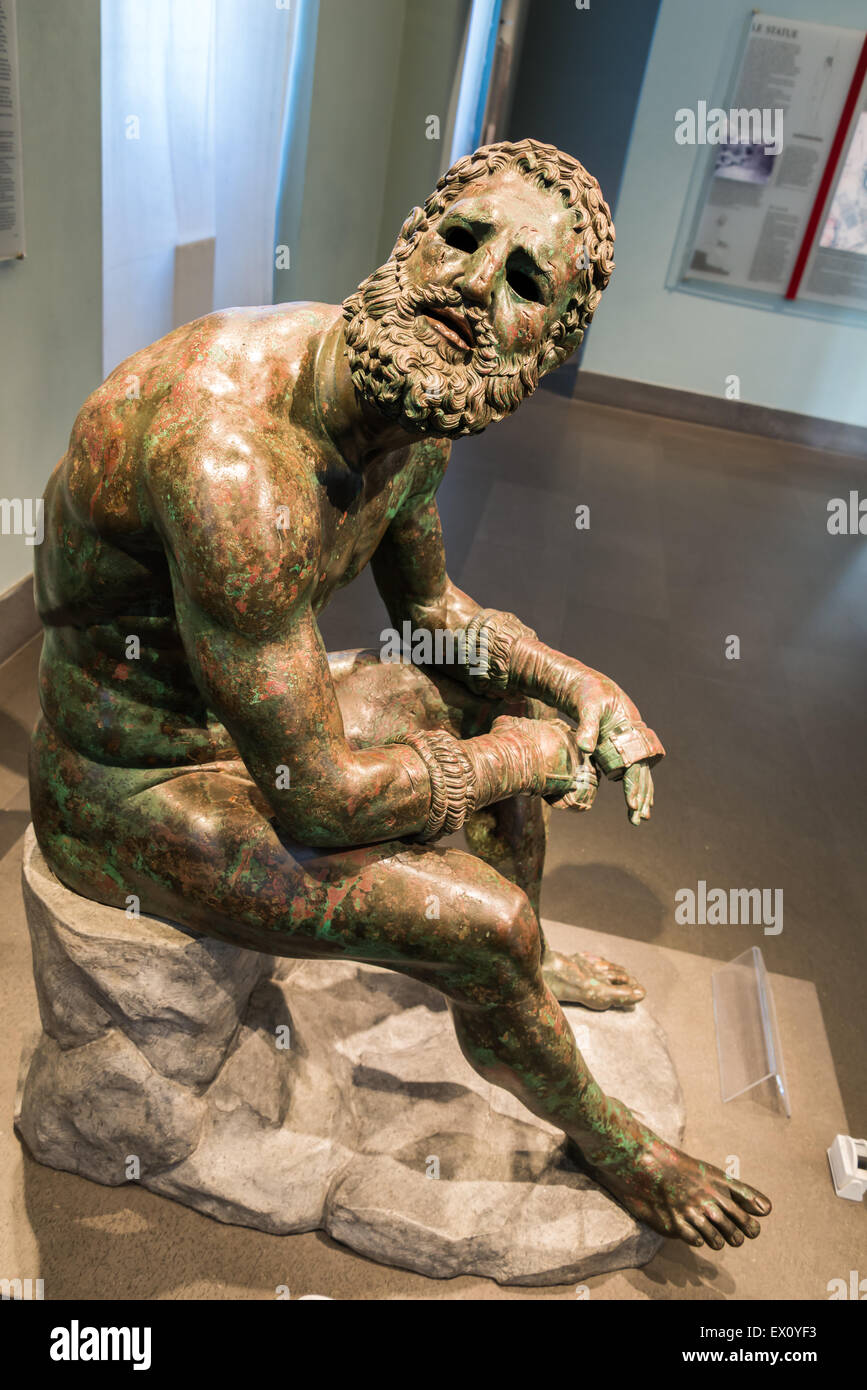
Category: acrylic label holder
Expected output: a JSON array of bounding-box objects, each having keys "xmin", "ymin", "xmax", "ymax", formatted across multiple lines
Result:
[{"xmin": 712, "ymin": 946, "xmax": 790, "ymax": 1117}]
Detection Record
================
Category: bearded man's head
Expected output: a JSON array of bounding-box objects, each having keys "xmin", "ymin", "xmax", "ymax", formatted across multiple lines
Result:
[{"xmin": 341, "ymin": 138, "xmax": 615, "ymax": 439}]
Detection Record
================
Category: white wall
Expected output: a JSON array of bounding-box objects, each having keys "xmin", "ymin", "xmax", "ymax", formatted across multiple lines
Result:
[
  {"xmin": 283, "ymin": 0, "xmax": 407, "ymax": 306},
  {"xmin": 277, "ymin": 0, "xmax": 470, "ymax": 307},
  {"xmin": 0, "ymin": 0, "xmax": 102, "ymax": 596},
  {"xmin": 582, "ymin": 0, "xmax": 867, "ymax": 429}
]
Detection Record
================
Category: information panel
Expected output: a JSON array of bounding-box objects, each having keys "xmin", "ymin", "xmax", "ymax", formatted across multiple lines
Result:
[
  {"xmin": 680, "ymin": 12, "xmax": 867, "ymax": 316},
  {"xmin": 0, "ymin": 0, "xmax": 25, "ymax": 261}
]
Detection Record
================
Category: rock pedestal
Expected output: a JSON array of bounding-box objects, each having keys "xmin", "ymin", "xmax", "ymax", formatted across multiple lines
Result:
[{"xmin": 15, "ymin": 826, "xmax": 685, "ymax": 1286}]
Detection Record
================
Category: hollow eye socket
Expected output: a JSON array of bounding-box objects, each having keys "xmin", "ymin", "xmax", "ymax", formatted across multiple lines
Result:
[
  {"xmin": 442, "ymin": 224, "xmax": 478, "ymax": 253},
  {"xmin": 506, "ymin": 266, "xmax": 543, "ymax": 304}
]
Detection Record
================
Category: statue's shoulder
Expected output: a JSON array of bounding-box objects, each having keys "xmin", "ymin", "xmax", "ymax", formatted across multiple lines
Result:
[
  {"xmin": 176, "ymin": 300, "xmax": 339, "ymax": 383},
  {"xmin": 135, "ymin": 301, "xmax": 339, "ymax": 455},
  {"xmin": 213, "ymin": 299, "xmax": 339, "ymax": 353},
  {"xmin": 267, "ymin": 300, "xmax": 342, "ymax": 332},
  {"xmin": 102, "ymin": 300, "xmax": 340, "ymax": 415}
]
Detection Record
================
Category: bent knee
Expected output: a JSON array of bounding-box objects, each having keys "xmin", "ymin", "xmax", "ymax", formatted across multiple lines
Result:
[{"xmin": 472, "ymin": 885, "xmax": 541, "ymax": 989}]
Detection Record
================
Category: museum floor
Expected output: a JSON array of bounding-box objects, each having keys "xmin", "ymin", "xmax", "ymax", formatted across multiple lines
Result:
[{"xmin": 1, "ymin": 387, "xmax": 864, "ymax": 1299}]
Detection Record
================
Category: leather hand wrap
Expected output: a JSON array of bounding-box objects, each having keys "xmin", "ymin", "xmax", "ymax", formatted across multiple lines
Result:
[
  {"xmin": 463, "ymin": 609, "xmax": 537, "ymax": 695},
  {"xmin": 593, "ymin": 718, "xmax": 665, "ymax": 779},
  {"xmin": 394, "ymin": 729, "xmax": 477, "ymax": 841}
]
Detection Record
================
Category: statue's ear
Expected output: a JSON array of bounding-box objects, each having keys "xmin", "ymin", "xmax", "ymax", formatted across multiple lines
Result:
[
  {"xmin": 398, "ymin": 206, "xmax": 427, "ymax": 242},
  {"xmin": 539, "ymin": 323, "xmax": 584, "ymax": 376}
]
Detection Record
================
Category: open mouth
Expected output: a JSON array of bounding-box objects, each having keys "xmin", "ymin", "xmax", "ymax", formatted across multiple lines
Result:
[{"xmin": 420, "ymin": 304, "xmax": 475, "ymax": 352}]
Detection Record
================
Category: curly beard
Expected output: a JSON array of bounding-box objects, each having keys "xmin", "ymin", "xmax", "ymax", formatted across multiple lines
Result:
[{"xmin": 341, "ymin": 254, "xmax": 544, "ymax": 438}]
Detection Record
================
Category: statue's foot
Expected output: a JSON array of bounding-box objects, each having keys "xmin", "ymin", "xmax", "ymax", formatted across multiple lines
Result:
[
  {"xmin": 543, "ymin": 948, "xmax": 645, "ymax": 1009},
  {"xmin": 579, "ymin": 1140, "xmax": 772, "ymax": 1251}
]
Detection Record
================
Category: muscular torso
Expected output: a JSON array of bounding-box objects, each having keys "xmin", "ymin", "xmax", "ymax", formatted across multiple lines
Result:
[{"xmin": 35, "ymin": 302, "xmax": 439, "ymax": 768}]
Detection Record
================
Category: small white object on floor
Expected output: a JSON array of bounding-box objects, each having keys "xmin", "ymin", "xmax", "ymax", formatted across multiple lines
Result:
[{"xmin": 827, "ymin": 1134, "xmax": 867, "ymax": 1201}]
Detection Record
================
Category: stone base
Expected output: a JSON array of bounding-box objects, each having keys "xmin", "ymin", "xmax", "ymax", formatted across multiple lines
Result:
[{"xmin": 15, "ymin": 827, "xmax": 685, "ymax": 1286}]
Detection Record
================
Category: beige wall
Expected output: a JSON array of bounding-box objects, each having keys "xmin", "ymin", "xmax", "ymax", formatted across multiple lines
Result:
[
  {"xmin": 0, "ymin": 0, "xmax": 102, "ymax": 596},
  {"xmin": 276, "ymin": 0, "xmax": 469, "ymax": 308},
  {"xmin": 376, "ymin": 0, "xmax": 471, "ymax": 266}
]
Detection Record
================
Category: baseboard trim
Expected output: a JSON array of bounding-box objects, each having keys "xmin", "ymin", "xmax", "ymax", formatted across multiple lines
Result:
[
  {"xmin": 0, "ymin": 572, "xmax": 38, "ymax": 666},
  {"xmin": 573, "ymin": 371, "xmax": 867, "ymax": 458}
]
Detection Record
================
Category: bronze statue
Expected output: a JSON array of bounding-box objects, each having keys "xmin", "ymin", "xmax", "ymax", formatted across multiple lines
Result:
[{"xmin": 30, "ymin": 139, "xmax": 771, "ymax": 1252}]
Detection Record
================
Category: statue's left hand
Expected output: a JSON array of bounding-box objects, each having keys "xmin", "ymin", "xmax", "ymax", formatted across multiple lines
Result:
[
  {"xmin": 563, "ymin": 668, "xmax": 663, "ymax": 827},
  {"xmin": 622, "ymin": 760, "xmax": 654, "ymax": 827}
]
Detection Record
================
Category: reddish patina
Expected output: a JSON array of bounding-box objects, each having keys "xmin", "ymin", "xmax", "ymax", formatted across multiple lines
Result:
[{"xmin": 30, "ymin": 140, "xmax": 770, "ymax": 1251}]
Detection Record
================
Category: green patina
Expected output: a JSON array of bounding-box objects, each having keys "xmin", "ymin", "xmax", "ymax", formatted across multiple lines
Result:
[{"xmin": 28, "ymin": 138, "xmax": 769, "ymax": 1256}]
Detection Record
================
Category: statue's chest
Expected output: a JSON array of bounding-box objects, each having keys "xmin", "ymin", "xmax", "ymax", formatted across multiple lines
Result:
[{"xmin": 315, "ymin": 463, "xmax": 414, "ymax": 602}]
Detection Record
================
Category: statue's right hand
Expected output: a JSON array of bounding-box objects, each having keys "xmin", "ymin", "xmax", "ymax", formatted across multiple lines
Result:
[
  {"xmin": 540, "ymin": 720, "xmax": 600, "ymax": 811},
  {"xmin": 490, "ymin": 716, "xmax": 599, "ymax": 812}
]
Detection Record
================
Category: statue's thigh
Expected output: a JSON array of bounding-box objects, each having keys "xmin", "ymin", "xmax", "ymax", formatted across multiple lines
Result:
[
  {"xmin": 109, "ymin": 764, "xmax": 539, "ymax": 987},
  {"xmin": 327, "ymin": 647, "xmax": 555, "ymax": 747}
]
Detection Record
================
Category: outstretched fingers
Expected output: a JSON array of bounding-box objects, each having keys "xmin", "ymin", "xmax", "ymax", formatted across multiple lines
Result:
[{"xmin": 625, "ymin": 763, "xmax": 654, "ymax": 825}]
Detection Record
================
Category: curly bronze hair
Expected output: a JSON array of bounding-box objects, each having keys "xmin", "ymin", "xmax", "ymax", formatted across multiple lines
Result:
[{"xmin": 391, "ymin": 137, "xmax": 615, "ymax": 372}]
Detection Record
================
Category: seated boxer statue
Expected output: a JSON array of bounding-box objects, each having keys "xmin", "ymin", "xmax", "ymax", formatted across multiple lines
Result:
[{"xmin": 30, "ymin": 139, "xmax": 771, "ymax": 1251}]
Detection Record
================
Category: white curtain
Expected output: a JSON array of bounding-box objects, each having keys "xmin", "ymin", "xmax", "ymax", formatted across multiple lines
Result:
[{"xmin": 102, "ymin": 0, "xmax": 302, "ymax": 376}]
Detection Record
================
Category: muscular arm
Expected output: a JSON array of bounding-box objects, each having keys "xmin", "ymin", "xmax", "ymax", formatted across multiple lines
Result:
[
  {"xmin": 149, "ymin": 429, "xmax": 582, "ymax": 848},
  {"xmin": 371, "ymin": 438, "xmax": 480, "ymax": 637},
  {"xmin": 373, "ymin": 440, "xmax": 664, "ymax": 820},
  {"xmin": 149, "ymin": 437, "xmax": 435, "ymax": 846}
]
